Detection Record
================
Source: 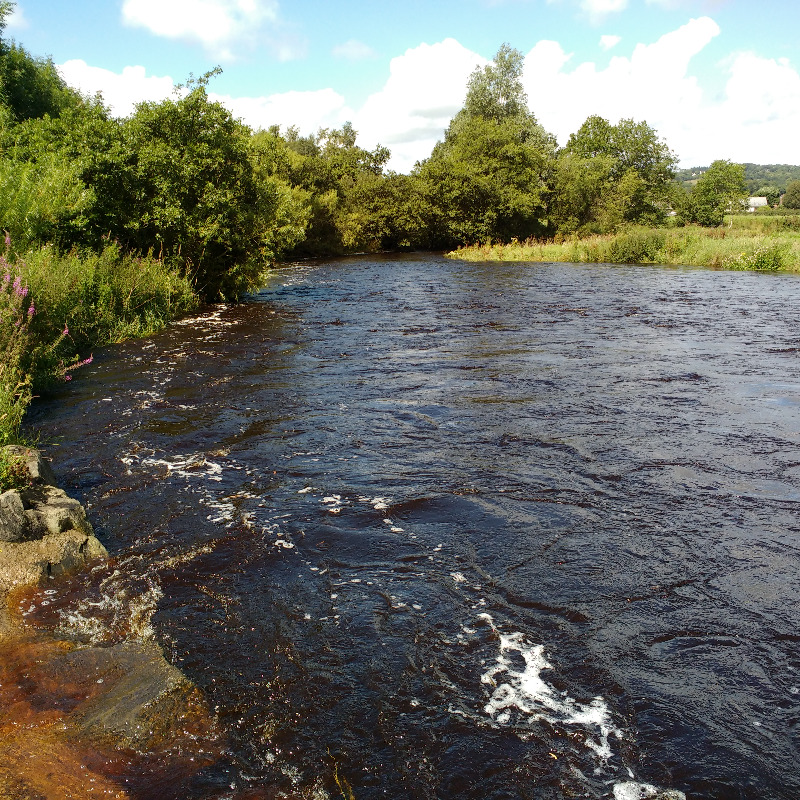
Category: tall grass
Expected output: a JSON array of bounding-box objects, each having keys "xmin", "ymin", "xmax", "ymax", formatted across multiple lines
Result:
[
  {"xmin": 0, "ymin": 240, "xmax": 198, "ymax": 487},
  {"xmin": 449, "ymin": 219, "xmax": 800, "ymax": 273},
  {"xmin": 20, "ymin": 241, "xmax": 198, "ymax": 387}
]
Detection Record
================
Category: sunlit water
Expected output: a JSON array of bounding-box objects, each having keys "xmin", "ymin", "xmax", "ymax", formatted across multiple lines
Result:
[{"xmin": 22, "ymin": 254, "xmax": 800, "ymax": 799}]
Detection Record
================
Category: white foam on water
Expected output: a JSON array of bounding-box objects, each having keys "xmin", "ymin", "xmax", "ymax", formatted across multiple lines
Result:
[
  {"xmin": 321, "ymin": 495, "xmax": 344, "ymax": 514},
  {"xmin": 476, "ymin": 615, "xmax": 686, "ymax": 799},
  {"xmin": 613, "ymin": 782, "xmax": 686, "ymax": 800},
  {"xmin": 479, "ymin": 615, "xmax": 619, "ymax": 762},
  {"xmin": 54, "ymin": 569, "xmax": 164, "ymax": 645}
]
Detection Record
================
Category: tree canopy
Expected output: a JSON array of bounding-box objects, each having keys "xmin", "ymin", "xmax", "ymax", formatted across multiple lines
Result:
[{"xmin": 683, "ymin": 160, "xmax": 747, "ymax": 226}]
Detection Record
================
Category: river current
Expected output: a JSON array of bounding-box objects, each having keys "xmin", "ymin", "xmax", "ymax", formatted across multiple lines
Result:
[{"xmin": 24, "ymin": 254, "xmax": 800, "ymax": 799}]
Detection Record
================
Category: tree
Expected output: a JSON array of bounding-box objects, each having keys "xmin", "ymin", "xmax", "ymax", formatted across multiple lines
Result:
[
  {"xmin": 0, "ymin": 3, "xmax": 82, "ymax": 121},
  {"xmin": 685, "ymin": 160, "xmax": 747, "ymax": 226},
  {"xmin": 416, "ymin": 44, "xmax": 556, "ymax": 247},
  {"xmin": 552, "ymin": 115, "xmax": 677, "ymax": 234},
  {"xmin": 783, "ymin": 180, "xmax": 800, "ymax": 209}
]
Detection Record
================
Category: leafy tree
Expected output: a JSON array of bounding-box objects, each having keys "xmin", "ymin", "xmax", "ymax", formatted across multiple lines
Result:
[
  {"xmin": 416, "ymin": 44, "xmax": 556, "ymax": 247},
  {"xmin": 783, "ymin": 180, "xmax": 800, "ymax": 209},
  {"xmin": 0, "ymin": 2, "xmax": 82, "ymax": 121},
  {"xmin": 685, "ymin": 159, "xmax": 747, "ymax": 226},
  {"xmin": 553, "ymin": 115, "xmax": 677, "ymax": 233},
  {"xmin": 267, "ymin": 122, "xmax": 393, "ymax": 256},
  {"xmin": 122, "ymin": 74, "xmax": 304, "ymax": 299}
]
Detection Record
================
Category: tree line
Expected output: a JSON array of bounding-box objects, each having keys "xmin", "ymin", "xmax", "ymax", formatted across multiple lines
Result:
[{"xmin": 0, "ymin": 9, "xmax": 789, "ymax": 301}]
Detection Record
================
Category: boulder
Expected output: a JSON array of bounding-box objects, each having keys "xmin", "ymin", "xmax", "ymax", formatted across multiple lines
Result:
[
  {"xmin": 0, "ymin": 528, "xmax": 108, "ymax": 600},
  {"xmin": 20, "ymin": 484, "xmax": 94, "ymax": 540},
  {"xmin": 0, "ymin": 489, "xmax": 26, "ymax": 542}
]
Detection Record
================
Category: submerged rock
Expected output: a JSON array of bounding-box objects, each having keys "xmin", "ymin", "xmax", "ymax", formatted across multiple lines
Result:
[{"xmin": 60, "ymin": 640, "xmax": 204, "ymax": 751}]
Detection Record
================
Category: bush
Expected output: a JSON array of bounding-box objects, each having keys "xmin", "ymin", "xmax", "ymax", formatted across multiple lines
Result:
[
  {"xmin": 19, "ymin": 241, "xmax": 198, "ymax": 388},
  {"xmin": 607, "ymin": 228, "xmax": 665, "ymax": 263},
  {"xmin": 723, "ymin": 243, "xmax": 787, "ymax": 272}
]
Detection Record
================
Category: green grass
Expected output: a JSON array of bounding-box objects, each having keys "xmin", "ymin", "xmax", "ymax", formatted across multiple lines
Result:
[
  {"xmin": 0, "ymin": 241, "xmax": 199, "ymax": 485},
  {"xmin": 448, "ymin": 217, "xmax": 800, "ymax": 273},
  {"xmin": 19, "ymin": 241, "xmax": 198, "ymax": 388}
]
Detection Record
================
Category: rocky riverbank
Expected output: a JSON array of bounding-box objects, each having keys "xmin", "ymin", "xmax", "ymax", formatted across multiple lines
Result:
[{"xmin": 0, "ymin": 447, "xmax": 218, "ymax": 799}]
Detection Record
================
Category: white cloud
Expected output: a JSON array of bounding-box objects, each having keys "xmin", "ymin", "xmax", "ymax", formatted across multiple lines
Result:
[
  {"xmin": 580, "ymin": 0, "xmax": 628, "ymax": 21},
  {"xmin": 599, "ymin": 34, "xmax": 621, "ymax": 50},
  {"xmin": 352, "ymin": 38, "xmax": 486, "ymax": 171},
  {"xmin": 121, "ymin": 0, "xmax": 286, "ymax": 60},
  {"xmin": 210, "ymin": 88, "xmax": 352, "ymax": 133},
  {"xmin": 522, "ymin": 17, "xmax": 719, "ymax": 156},
  {"xmin": 332, "ymin": 39, "xmax": 377, "ymax": 61},
  {"xmin": 521, "ymin": 16, "xmax": 800, "ymax": 166},
  {"xmin": 5, "ymin": 3, "xmax": 28, "ymax": 30},
  {"xmin": 57, "ymin": 60, "xmax": 178, "ymax": 116}
]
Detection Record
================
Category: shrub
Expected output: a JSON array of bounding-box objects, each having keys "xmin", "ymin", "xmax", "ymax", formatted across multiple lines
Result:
[
  {"xmin": 723, "ymin": 243, "xmax": 787, "ymax": 272},
  {"xmin": 607, "ymin": 229, "xmax": 665, "ymax": 263}
]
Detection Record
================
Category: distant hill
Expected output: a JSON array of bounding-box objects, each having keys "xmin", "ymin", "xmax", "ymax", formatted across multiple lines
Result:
[{"xmin": 676, "ymin": 163, "xmax": 800, "ymax": 194}]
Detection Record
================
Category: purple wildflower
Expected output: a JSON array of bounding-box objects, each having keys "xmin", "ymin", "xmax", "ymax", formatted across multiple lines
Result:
[
  {"xmin": 4, "ymin": 233, "xmax": 10, "ymax": 249},
  {"xmin": 62, "ymin": 325, "xmax": 69, "ymax": 336},
  {"xmin": 64, "ymin": 375, "xmax": 72, "ymax": 381},
  {"xmin": 27, "ymin": 302, "xmax": 35, "ymax": 317}
]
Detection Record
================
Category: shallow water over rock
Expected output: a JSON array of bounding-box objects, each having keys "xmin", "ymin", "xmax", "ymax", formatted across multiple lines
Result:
[{"xmin": 24, "ymin": 254, "xmax": 800, "ymax": 799}]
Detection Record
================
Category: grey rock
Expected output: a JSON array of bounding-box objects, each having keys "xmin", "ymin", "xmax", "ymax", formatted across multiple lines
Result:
[
  {"xmin": 20, "ymin": 485, "xmax": 93, "ymax": 540},
  {"xmin": 68, "ymin": 641, "xmax": 198, "ymax": 750},
  {"xmin": 0, "ymin": 529, "xmax": 108, "ymax": 599},
  {"xmin": 0, "ymin": 490, "xmax": 26, "ymax": 542}
]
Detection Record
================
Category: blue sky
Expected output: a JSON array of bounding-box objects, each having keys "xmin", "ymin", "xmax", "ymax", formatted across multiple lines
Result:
[{"xmin": 6, "ymin": 0, "xmax": 800, "ymax": 172}]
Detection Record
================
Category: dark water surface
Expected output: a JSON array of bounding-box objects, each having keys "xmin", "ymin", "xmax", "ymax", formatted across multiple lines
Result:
[{"xmin": 25, "ymin": 254, "xmax": 800, "ymax": 799}]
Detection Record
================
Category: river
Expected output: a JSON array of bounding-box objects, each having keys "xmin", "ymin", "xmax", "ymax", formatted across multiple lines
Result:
[{"xmin": 24, "ymin": 254, "xmax": 800, "ymax": 799}]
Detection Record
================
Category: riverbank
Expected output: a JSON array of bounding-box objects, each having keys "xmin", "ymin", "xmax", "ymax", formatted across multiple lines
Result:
[
  {"xmin": 0, "ymin": 446, "xmax": 218, "ymax": 798},
  {"xmin": 447, "ymin": 219, "xmax": 800, "ymax": 271},
  {"xmin": 1, "ymin": 241, "xmax": 199, "ymax": 485}
]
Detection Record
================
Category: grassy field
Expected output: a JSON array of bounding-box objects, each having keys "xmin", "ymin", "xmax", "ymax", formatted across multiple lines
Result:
[{"xmin": 448, "ymin": 214, "xmax": 800, "ymax": 273}]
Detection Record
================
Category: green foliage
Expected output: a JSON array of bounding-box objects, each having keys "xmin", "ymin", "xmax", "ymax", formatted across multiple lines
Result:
[
  {"xmin": 0, "ymin": 154, "xmax": 94, "ymax": 250},
  {"xmin": 677, "ymin": 164, "xmax": 800, "ymax": 195},
  {"xmin": 416, "ymin": 44, "xmax": 556, "ymax": 248},
  {"xmin": 267, "ymin": 122, "xmax": 393, "ymax": 256},
  {"xmin": 783, "ymin": 180, "xmax": 800, "ymax": 209},
  {"xmin": 684, "ymin": 160, "xmax": 747, "ymax": 226},
  {"xmin": 607, "ymin": 228, "xmax": 666, "ymax": 264},
  {"xmin": 723, "ymin": 242, "xmax": 787, "ymax": 272},
  {"xmin": 0, "ymin": 254, "xmax": 33, "ymax": 446},
  {"xmin": 554, "ymin": 115, "xmax": 677, "ymax": 234},
  {"xmin": 0, "ymin": 445, "xmax": 31, "ymax": 492},
  {"xmin": 450, "ymin": 222, "xmax": 800, "ymax": 273},
  {"xmin": 19, "ymin": 241, "xmax": 197, "ymax": 387}
]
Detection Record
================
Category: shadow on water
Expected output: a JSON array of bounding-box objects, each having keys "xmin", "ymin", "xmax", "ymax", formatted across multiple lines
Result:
[{"xmin": 19, "ymin": 254, "xmax": 800, "ymax": 799}]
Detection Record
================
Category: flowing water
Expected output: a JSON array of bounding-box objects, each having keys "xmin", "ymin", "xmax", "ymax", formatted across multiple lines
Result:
[{"xmin": 20, "ymin": 254, "xmax": 800, "ymax": 799}]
